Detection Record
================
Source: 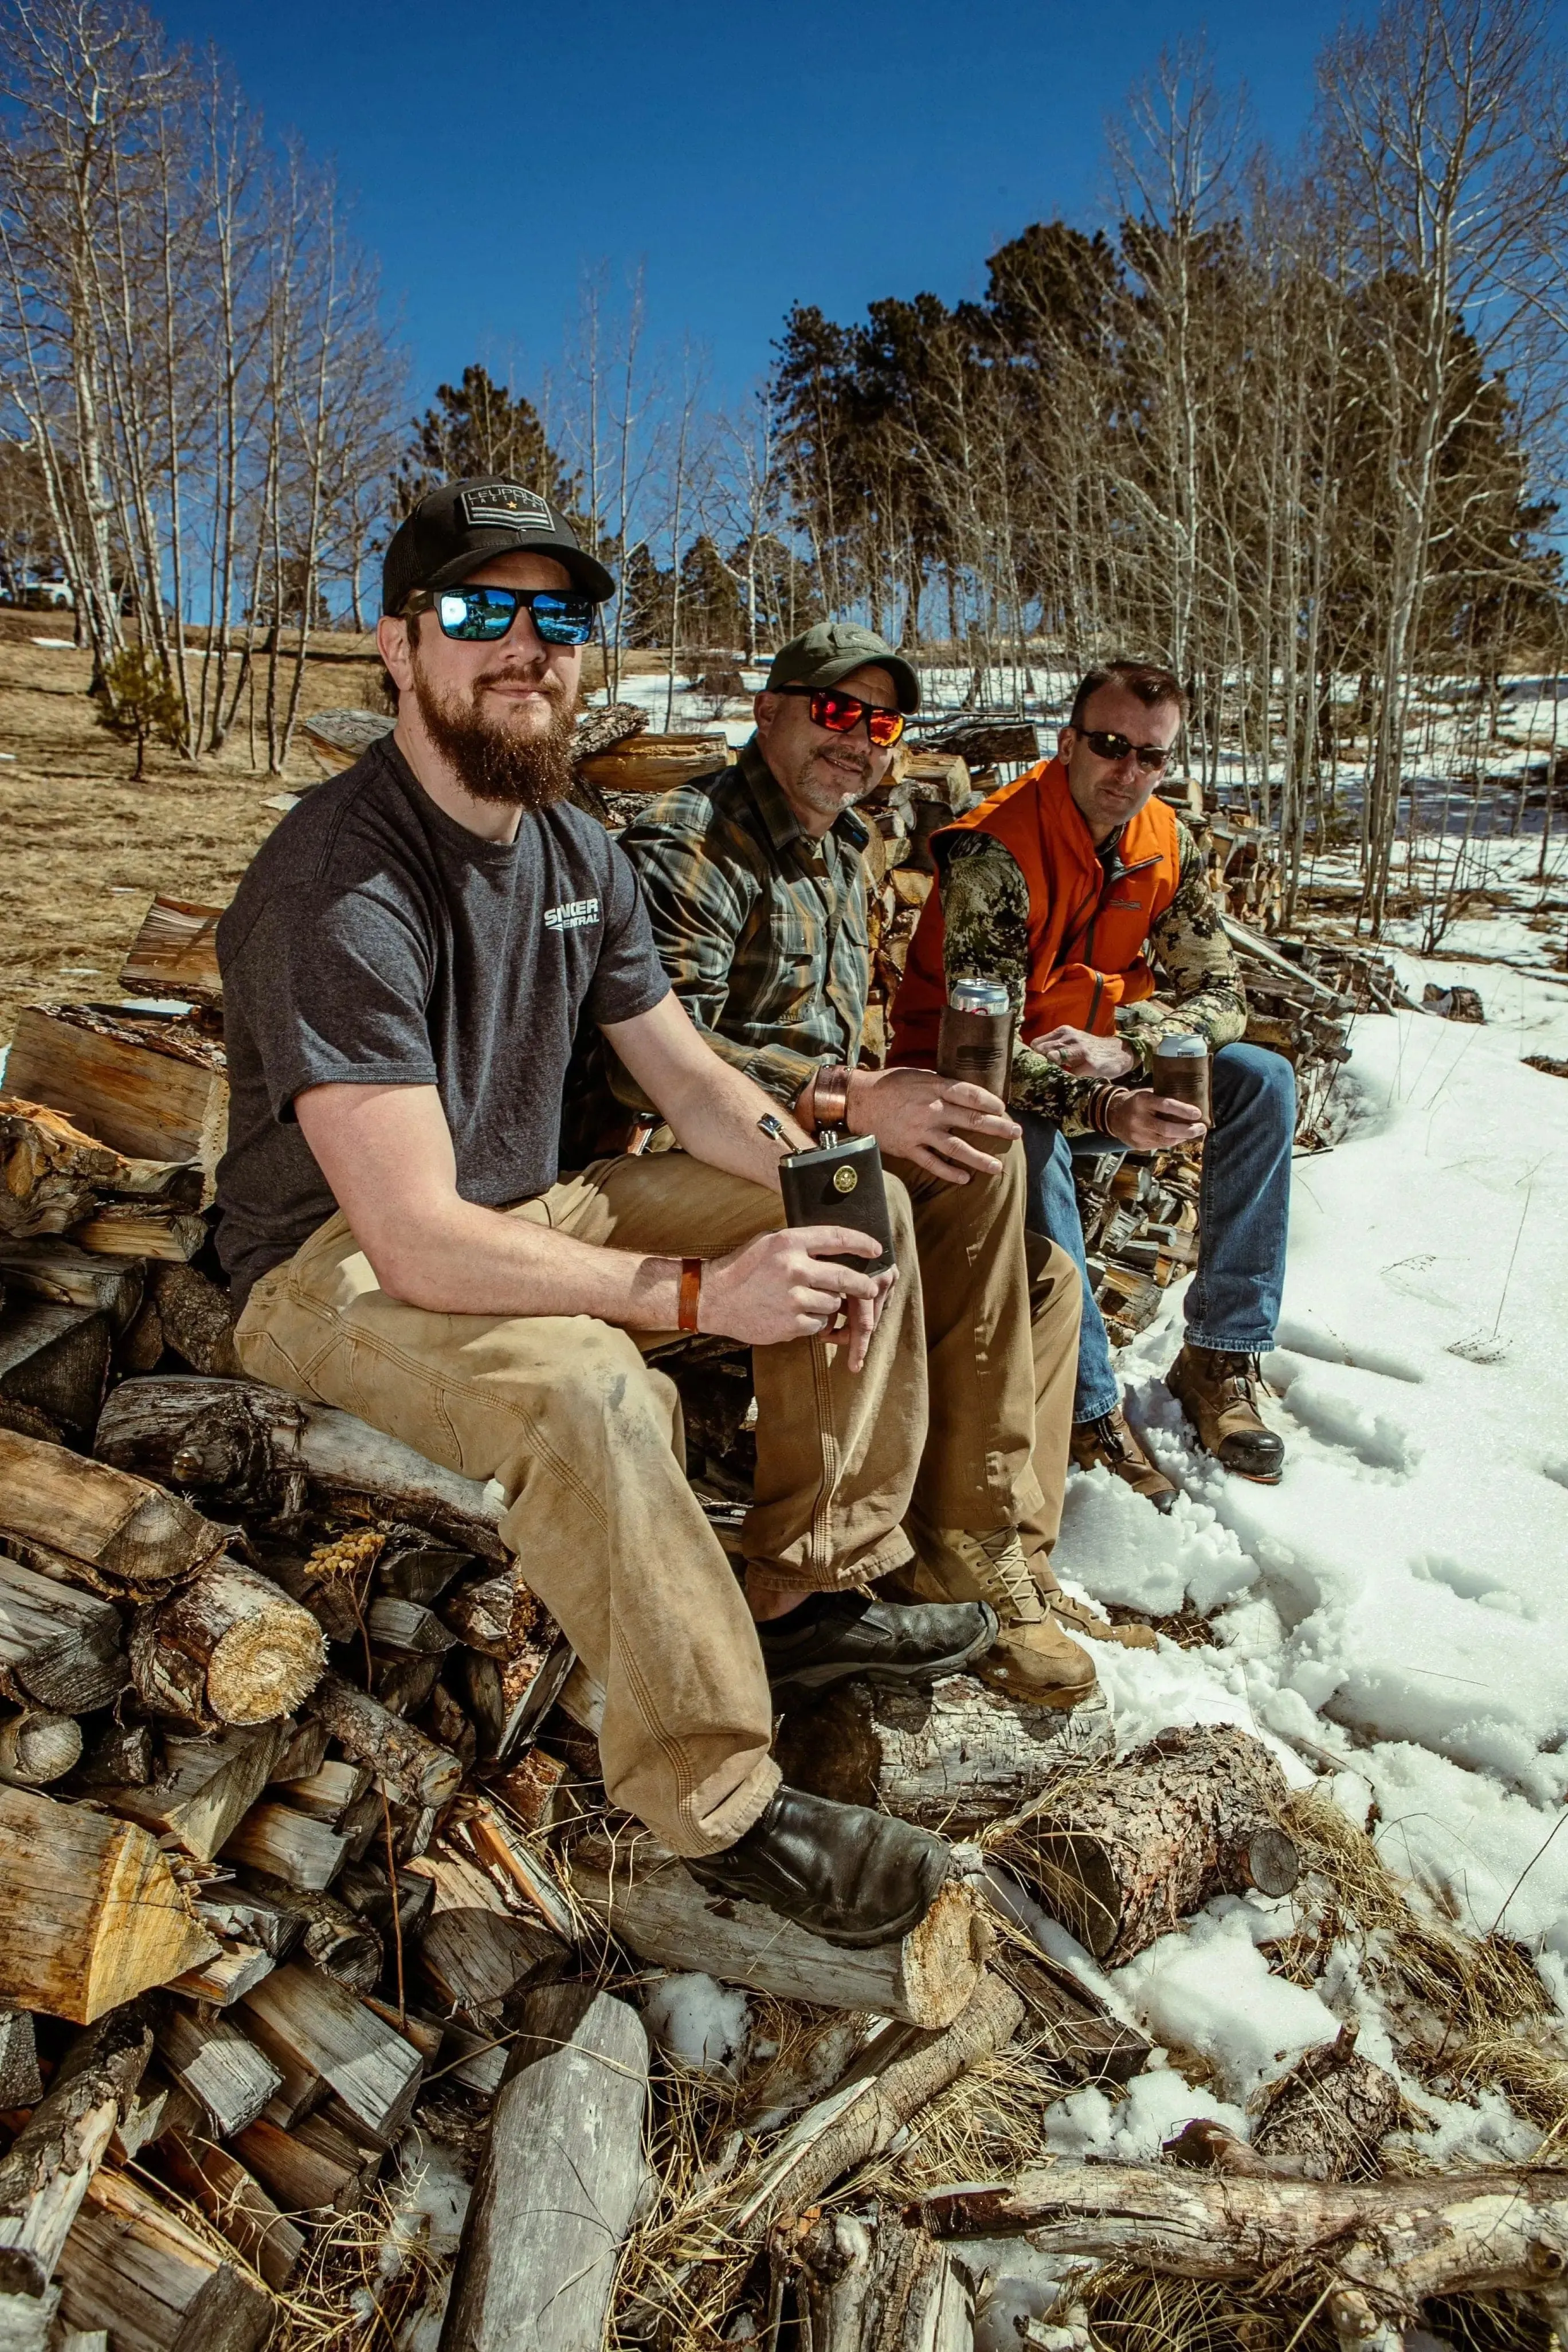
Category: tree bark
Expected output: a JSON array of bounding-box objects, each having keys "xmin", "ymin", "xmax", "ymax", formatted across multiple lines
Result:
[
  {"xmin": 917, "ymin": 2163, "xmax": 1568, "ymax": 2319},
  {"xmin": 439, "ymin": 1984, "xmax": 649, "ymax": 2352},
  {"xmin": 0, "ymin": 2003, "xmax": 152, "ymax": 2297},
  {"xmin": 130, "ymin": 1560, "xmax": 325, "ymax": 1728},
  {"xmin": 991, "ymin": 1724, "xmax": 1299, "ymax": 1961},
  {"xmin": 568, "ymin": 1831, "xmax": 989, "ymax": 2029},
  {"xmin": 96, "ymin": 1377, "xmax": 507, "ymax": 1559},
  {"xmin": 144, "ymin": 1264, "xmax": 239, "ymax": 1378},
  {"xmin": 775, "ymin": 1673, "xmax": 1115, "ymax": 1830},
  {"xmin": 780, "ymin": 2209, "xmax": 971, "ymax": 2352},
  {"xmin": 304, "ymin": 1671, "xmax": 463, "ymax": 1808}
]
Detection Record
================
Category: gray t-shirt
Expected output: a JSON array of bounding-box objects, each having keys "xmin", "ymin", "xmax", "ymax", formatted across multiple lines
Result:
[{"xmin": 215, "ymin": 739, "xmax": 669, "ymax": 1311}]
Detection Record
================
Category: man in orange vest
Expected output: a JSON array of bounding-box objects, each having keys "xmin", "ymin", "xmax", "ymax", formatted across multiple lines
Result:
[{"xmin": 892, "ymin": 659, "xmax": 1294, "ymax": 1504}]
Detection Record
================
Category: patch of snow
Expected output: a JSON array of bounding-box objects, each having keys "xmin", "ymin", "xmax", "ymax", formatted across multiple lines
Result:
[
  {"xmin": 644, "ymin": 1971, "xmax": 752, "ymax": 2078},
  {"xmin": 1115, "ymin": 1902, "xmax": 1342, "ymax": 2104}
]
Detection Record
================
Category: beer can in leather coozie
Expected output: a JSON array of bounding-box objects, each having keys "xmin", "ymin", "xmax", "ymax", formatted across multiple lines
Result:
[
  {"xmin": 1154, "ymin": 1032, "xmax": 1212, "ymax": 1121},
  {"xmin": 937, "ymin": 978, "xmax": 1016, "ymax": 1155}
]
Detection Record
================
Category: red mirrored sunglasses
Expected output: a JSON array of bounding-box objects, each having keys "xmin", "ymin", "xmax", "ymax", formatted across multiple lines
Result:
[{"xmin": 779, "ymin": 684, "xmax": 906, "ymax": 747}]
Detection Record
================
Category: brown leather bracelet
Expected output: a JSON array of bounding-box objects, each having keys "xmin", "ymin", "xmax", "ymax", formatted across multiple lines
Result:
[
  {"xmin": 677, "ymin": 1257, "xmax": 704, "ymax": 1334},
  {"xmin": 811, "ymin": 1061, "xmax": 852, "ymax": 1135}
]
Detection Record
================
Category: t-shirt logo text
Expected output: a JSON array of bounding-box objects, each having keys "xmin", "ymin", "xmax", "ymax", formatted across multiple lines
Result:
[{"xmin": 544, "ymin": 896, "xmax": 602, "ymax": 934}]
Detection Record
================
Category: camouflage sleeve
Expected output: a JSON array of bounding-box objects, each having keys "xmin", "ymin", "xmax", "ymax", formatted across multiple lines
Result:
[
  {"xmin": 1114, "ymin": 820, "xmax": 1249, "ymax": 1068},
  {"xmin": 934, "ymin": 833, "xmax": 1101, "ymax": 1134}
]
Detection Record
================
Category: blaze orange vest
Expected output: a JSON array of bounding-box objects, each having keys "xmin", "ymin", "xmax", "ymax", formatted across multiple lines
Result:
[{"xmin": 890, "ymin": 757, "xmax": 1182, "ymax": 1068}]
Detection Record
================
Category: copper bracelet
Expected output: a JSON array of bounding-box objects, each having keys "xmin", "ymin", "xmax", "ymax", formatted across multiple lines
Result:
[
  {"xmin": 677, "ymin": 1258, "xmax": 704, "ymax": 1334},
  {"xmin": 811, "ymin": 1061, "xmax": 852, "ymax": 1135}
]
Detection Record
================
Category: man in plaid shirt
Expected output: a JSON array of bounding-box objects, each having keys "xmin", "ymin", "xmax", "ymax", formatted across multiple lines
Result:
[{"xmin": 618, "ymin": 623, "xmax": 1157, "ymax": 1704}]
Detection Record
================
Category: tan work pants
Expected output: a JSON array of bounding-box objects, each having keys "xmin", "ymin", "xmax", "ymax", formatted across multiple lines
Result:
[{"xmin": 233, "ymin": 1146, "xmax": 1076, "ymax": 1855}]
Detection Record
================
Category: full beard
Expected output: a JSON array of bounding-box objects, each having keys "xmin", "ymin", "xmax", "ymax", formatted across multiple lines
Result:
[{"xmin": 409, "ymin": 660, "xmax": 578, "ymax": 812}]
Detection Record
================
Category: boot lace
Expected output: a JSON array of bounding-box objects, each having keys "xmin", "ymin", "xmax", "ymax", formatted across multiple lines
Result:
[{"xmin": 951, "ymin": 1526, "xmax": 1044, "ymax": 1625}]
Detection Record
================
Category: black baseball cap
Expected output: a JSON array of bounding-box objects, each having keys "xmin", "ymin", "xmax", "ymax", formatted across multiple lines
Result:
[
  {"xmin": 382, "ymin": 477, "xmax": 616, "ymax": 615},
  {"xmin": 765, "ymin": 621, "xmax": 920, "ymax": 714}
]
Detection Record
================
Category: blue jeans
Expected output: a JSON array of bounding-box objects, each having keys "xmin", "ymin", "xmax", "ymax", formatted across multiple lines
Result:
[{"xmin": 1020, "ymin": 1042, "xmax": 1295, "ymax": 1424}]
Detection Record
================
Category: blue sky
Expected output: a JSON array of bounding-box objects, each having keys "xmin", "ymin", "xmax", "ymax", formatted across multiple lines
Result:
[{"xmin": 160, "ymin": 0, "xmax": 1366, "ymax": 417}]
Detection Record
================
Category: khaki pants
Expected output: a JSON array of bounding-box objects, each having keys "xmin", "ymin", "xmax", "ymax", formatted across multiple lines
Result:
[{"xmin": 234, "ymin": 1146, "xmax": 1076, "ymax": 1855}]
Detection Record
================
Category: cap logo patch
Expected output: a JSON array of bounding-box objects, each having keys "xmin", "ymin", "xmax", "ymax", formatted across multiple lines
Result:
[{"xmin": 460, "ymin": 484, "xmax": 554, "ymax": 533}]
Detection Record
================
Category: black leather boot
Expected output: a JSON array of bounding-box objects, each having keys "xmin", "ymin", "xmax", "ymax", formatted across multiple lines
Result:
[
  {"xmin": 687, "ymin": 1783, "xmax": 951, "ymax": 1947},
  {"xmin": 754, "ymin": 1590, "xmax": 996, "ymax": 1695}
]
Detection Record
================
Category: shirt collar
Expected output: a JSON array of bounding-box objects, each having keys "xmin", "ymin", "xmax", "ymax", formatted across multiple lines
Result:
[{"xmin": 738, "ymin": 734, "xmax": 869, "ymax": 857}]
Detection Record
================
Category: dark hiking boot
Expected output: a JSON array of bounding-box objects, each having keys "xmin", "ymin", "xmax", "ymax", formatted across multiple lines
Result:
[
  {"xmin": 755, "ymin": 1591, "xmax": 996, "ymax": 1696},
  {"xmin": 687, "ymin": 1783, "xmax": 950, "ymax": 1947},
  {"xmin": 1167, "ymin": 1344, "xmax": 1285, "ymax": 1483},
  {"xmin": 1070, "ymin": 1408, "xmax": 1178, "ymax": 1514}
]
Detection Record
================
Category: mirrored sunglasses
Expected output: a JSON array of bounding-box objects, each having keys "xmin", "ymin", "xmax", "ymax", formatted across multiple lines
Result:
[
  {"xmin": 1079, "ymin": 728, "xmax": 1174, "ymax": 773},
  {"xmin": 779, "ymin": 684, "xmax": 905, "ymax": 747},
  {"xmin": 419, "ymin": 584, "xmax": 596, "ymax": 646}
]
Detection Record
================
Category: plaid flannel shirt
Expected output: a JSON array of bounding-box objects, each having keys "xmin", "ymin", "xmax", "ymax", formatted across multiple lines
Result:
[{"xmin": 615, "ymin": 735, "xmax": 870, "ymax": 1110}]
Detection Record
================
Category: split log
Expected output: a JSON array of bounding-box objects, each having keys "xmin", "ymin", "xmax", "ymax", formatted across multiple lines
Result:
[
  {"xmin": 144, "ymin": 1263, "xmax": 238, "ymax": 1378},
  {"xmin": 156, "ymin": 2010, "xmax": 281, "ymax": 2138},
  {"xmin": 0, "ymin": 1099, "xmax": 120, "ymax": 1240},
  {"xmin": 69, "ymin": 1205, "xmax": 206, "ymax": 1262},
  {"xmin": 229, "ymin": 2107, "xmax": 382, "ymax": 2216},
  {"xmin": 453, "ymin": 1796, "xmax": 577, "ymax": 1942},
  {"xmin": 451, "ymin": 1631, "xmax": 574, "ymax": 1763},
  {"xmin": 103, "ymin": 1720, "xmax": 293, "ymax": 1861},
  {"xmin": 234, "ymin": 1878, "xmax": 381, "ymax": 1992},
  {"xmin": 571, "ymin": 701, "xmax": 648, "ymax": 762},
  {"xmin": 424, "ymin": 1681, "xmax": 478, "ymax": 1774},
  {"xmin": 4, "ymin": 1006, "xmax": 229, "ymax": 1172},
  {"xmin": 0, "ymin": 1303, "xmax": 109, "ymax": 1434},
  {"xmin": 576, "ymin": 732, "xmax": 732, "ymax": 794},
  {"xmin": 115, "ymin": 1298, "xmax": 166, "ymax": 1373},
  {"xmin": 191, "ymin": 1882, "xmax": 303, "ymax": 1963},
  {"xmin": 96, "ymin": 1375, "xmax": 507, "ymax": 1559},
  {"xmin": 304, "ymin": 1670, "xmax": 463, "ymax": 1808},
  {"xmin": 109, "ymin": 2070, "xmax": 175, "ymax": 2162},
  {"xmin": 160, "ymin": 2136, "xmax": 304, "ymax": 2292},
  {"xmin": 439, "ymin": 1983, "xmax": 649, "ymax": 2352},
  {"xmin": 488, "ymin": 1745, "xmax": 569, "ymax": 1833},
  {"xmin": 238, "ymin": 1961, "xmax": 425, "ymax": 2141},
  {"xmin": 73, "ymin": 1718, "xmax": 156, "ymax": 1789},
  {"xmin": 916, "ymin": 2163, "xmax": 1568, "ymax": 2320},
  {"xmin": 0, "ymin": 1557, "xmax": 125, "ymax": 1712},
  {"xmin": 166, "ymin": 1942, "xmax": 275, "ymax": 2005},
  {"xmin": 117, "ymin": 898, "xmax": 224, "ymax": 1010},
  {"xmin": 779, "ymin": 2210, "xmax": 971, "ymax": 2352},
  {"xmin": 0, "ymin": 1428, "xmax": 226, "ymax": 1588},
  {"xmin": 0, "ymin": 1707, "xmax": 82, "ymax": 1786},
  {"xmin": 273, "ymin": 1756, "xmax": 370, "ymax": 1824},
  {"xmin": 0, "ymin": 1241, "xmax": 143, "ymax": 1330},
  {"xmin": 56, "ymin": 2164, "xmax": 272, "ymax": 2352},
  {"xmin": 220, "ymin": 1800, "xmax": 348, "ymax": 1891},
  {"xmin": 338, "ymin": 1786, "xmax": 383, "ymax": 1862},
  {"xmin": 374, "ymin": 1531, "xmax": 471, "ymax": 1603},
  {"xmin": 417, "ymin": 1908, "xmax": 566, "ymax": 2020},
  {"xmin": 261, "ymin": 1539, "xmax": 365, "ymax": 1643},
  {"xmin": 337, "ymin": 1859, "xmax": 434, "ymax": 1954},
  {"xmin": 372, "ymin": 1650, "xmax": 442, "ymax": 1717},
  {"xmin": 367, "ymin": 1596, "xmax": 457, "ymax": 1656},
  {"xmin": 776, "ymin": 1675, "xmax": 1115, "ymax": 1831},
  {"xmin": 270, "ymin": 1715, "xmax": 331, "ymax": 1783},
  {"xmin": 981, "ymin": 1871, "xmax": 1151, "ymax": 2085},
  {"xmin": 0, "ymin": 2002, "xmax": 152, "ymax": 2297},
  {"xmin": 568, "ymin": 1830, "xmax": 988, "ymax": 2029},
  {"xmin": 990, "ymin": 1723, "xmax": 1299, "ymax": 1962}
]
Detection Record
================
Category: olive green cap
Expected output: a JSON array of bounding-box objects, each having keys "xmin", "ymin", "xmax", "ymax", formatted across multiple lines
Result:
[{"xmin": 765, "ymin": 622, "xmax": 921, "ymax": 714}]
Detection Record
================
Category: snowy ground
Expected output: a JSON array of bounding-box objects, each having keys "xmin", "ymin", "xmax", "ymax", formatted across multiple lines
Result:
[{"xmin": 645, "ymin": 890, "xmax": 1568, "ymax": 2182}]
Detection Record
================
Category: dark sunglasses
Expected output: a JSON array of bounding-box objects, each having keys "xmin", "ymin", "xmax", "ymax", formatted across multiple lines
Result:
[
  {"xmin": 411, "ymin": 583, "xmax": 597, "ymax": 646},
  {"xmin": 779, "ymin": 684, "xmax": 906, "ymax": 747},
  {"xmin": 1077, "ymin": 727, "xmax": 1174, "ymax": 773}
]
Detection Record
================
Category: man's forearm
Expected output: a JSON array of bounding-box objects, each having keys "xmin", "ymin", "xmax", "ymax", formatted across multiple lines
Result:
[
  {"xmin": 372, "ymin": 1198, "xmax": 686, "ymax": 1325},
  {"xmin": 654, "ymin": 1048, "xmax": 812, "ymax": 1187}
]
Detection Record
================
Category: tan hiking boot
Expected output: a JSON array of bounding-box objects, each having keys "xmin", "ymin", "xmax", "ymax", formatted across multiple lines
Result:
[
  {"xmin": 1070, "ymin": 1408, "xmax": 1178, "ymax": 1514},
  {"xmin": 930, "ymin": 1526, "xmax": 1097, "ymax": 1709},
  {"xmin": 1041, "ymin": 1588, "xmax": 1159, "ymax": 1653},
  {"xmin": 1167, "ymin": 1345, "xmax": 1285, "ymax": 1483}
]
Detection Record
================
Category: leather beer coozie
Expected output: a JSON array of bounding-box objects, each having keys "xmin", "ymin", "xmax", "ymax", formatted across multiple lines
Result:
[{"xmin": 778, "ymin": 1133, "xmax": 897, "ymax": 1276}]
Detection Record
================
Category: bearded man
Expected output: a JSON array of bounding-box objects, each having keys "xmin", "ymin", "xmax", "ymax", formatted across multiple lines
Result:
[{"xmin": 214, "ymin": 480, "xmax": 999, "ymax": 1950}]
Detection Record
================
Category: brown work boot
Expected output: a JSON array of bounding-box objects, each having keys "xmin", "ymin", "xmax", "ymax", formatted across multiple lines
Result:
[
  {"xmin": 928, "ymin": 1527, "xmax": 1097, "ymax": 1710},
  {"xmin": 1167, "ymin": 1345, "xmax": 1285, "ymax": 1484},
  {"xmin": 1040, "ymin": 1587, "xmax": 1159, "ymax": 1653},
  {"xmin": 1070, "ymin": 1409, "xmax": 1178, "ymax": 1515}
]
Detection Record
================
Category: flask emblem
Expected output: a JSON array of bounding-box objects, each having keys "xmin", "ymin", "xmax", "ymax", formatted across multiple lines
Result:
[{"xmin": 832, "ymin": 1165, "xmax": 859, "ymax": 1194}]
